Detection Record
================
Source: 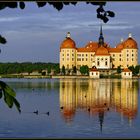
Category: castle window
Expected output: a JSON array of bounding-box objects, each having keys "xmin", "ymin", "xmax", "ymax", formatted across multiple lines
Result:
[
  {"xmin": 113, "ymin": 54, "xmax": 115, "ymax": 57},
  {"xmin": 62, "ymin": 54, "xmax": 64, "ymax": 56},
  {"xmin": 119, "ymin": 54, "xmax": 121, "ymax": 57},
  {"xmin": 127, "ymin": 58, "xmax": 129, "ymax": 61},
  {"xmin": 67, "ymin": 65, "xmax": 69, "ymax": 69},
  {"xmin": 91, "ymin": 54, "xmax": 92, "ymax": 56},
  {"xmin": 91, "ymin": 58, "xmax": 92, "ymax": 61},
  {"xmin": 86, "ymin": 58, "xmax": 88, "ymax": 61},
  {"xmin": 132, "ymin": 54, "xmax": 134, "ymax": 57},
  {"xmin": 127, "ymin": 50, "xmax": 129, "ymax": 52},
  {"xmin": 77, "ymin": 58, "xmax": 81, "ymax": 61},
  {"xmin": 67, "ymin": 58, "xmax": 69, "ymax": 61},
  {"xmin": 124, "ymin": 73, "xmax": 126, "ymax": 75},
  {"xmin": 127, "ymin": 54, "xmax": 129, "ymax": 57},
  {"xmin": 82, "ymin": 58, "xmax": 84, "ymax": 61},
  {"xmin": 72, "ymin": 58, "xmax": 74, "ymax": 61},
  {"xmin": 96, "ymin": 72, "xmax": 98, "ymax": 75},
  {"xmin": 67, "ymin": 54, "xmax": 69, "ymax": 56},
  {"xmin": 132, "ymin": 58, "xmax": 134, "ymax": 61},
  {"xmin": 82, "ymin": 54, "xmax": 84, "ymax": 57},
  {"xmin": 97, "ymin": 58, "xmax": 99, "ymax": 60},
  {"xmin": 129, "ymin": 72, "xmax": 130, "ymax": 75},
  {"xmin": 105, "ymin": 61, "xmax": 107, "ymax": 66},
  {"xmin": 105, "ymin": 58, "xmax": 107, "ymax": 60},
  {"xmin": 101, "ymin": 58, "xmax": 103, "ymax": 61},
  {"xmin": 72, "ymin": 54, "xmax": 74, "ymax": 56},
  {"xmin": 72, "ymin": 50, "xmax": 74, "ymax": 52},
  {"xmin": 132, "ymin": 50, "xmax": 134, "ymax": 52},
  {"xmin": 120, "ymin": 58, "xmax": 121, "ymax": 61},
  {"xmin": 127, "ymin": 65, "xmax": 129, "ymax": 67},
  {"xmin": 62, "ymin": 58, "xmax": 64, "ymax": 61},
  {"xmin": 97, "ymin": 61, "xmax": 100, "ymax": 66}
]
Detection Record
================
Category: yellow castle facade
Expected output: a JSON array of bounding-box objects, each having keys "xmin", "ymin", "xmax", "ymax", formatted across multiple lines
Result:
[{"xmin": 59, "ymin": 26, "xmax": 138, "ymax": 70}]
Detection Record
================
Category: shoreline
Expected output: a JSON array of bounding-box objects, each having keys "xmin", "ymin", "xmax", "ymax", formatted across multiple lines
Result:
[{"xmin": 0, "ymin": 75, "xmax": 139, "ymax": 79}]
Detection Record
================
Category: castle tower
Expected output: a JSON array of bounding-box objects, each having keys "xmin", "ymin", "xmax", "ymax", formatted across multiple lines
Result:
[{"xmin": 60, "ymin": 32, "xmax": 76, "ymax": 70}]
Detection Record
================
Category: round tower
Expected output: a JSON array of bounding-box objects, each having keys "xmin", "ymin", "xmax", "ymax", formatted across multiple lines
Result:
[{"xmin": 60, "ymin": 32, "xmax": 76, "ymax": 71}]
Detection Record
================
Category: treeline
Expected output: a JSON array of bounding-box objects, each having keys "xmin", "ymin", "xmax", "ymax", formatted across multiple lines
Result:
[{"xmin": 0, "ymin": 62, "xmax": 60, "ymax": 74}]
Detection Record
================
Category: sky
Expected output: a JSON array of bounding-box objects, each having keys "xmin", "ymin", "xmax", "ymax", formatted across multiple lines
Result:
[{"xmin": 0, "ymin": 2, "xmax": 140, "ymax": 63}]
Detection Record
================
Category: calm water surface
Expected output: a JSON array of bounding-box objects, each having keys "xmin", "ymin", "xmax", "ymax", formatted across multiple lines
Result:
[{"xmin": 0, "ymin": 78, "xmax": 140, "ymax": 138}]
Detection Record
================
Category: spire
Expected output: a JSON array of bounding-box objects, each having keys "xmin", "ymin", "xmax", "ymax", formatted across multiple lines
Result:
[
  {"xmin": 128, "ymin": 33, "xmax": 132, "ymax": 38},
  {"xmin": 98, "ymin": 24, "xmax": 104, "ymax": 46},
  {"xmin": 66, "ymin": 32, "xmax": 71, "ymax": 38}
]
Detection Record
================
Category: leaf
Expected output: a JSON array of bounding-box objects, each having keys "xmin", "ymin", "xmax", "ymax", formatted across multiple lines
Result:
[
  {"xmin": 70, "ymin": 2, "xmax": 77, "ymax": 5},
  {"xmin": 106, "ymin": 11, "xmax": 115, "ymax": 17},
  {"xmin": 0, "ymin": 81, "xmax": 21, "ymax": 113},
  {"xmin": 36, "ymin": 2, "xmax": 46, "ymax": 8},
  {"xmin": 19, "ymin": 2, "xmax": 25, "ymax": 9},
  {"xmin": 0, "ymin": 3, "xmax": 6, "ymax": 10},
  {"xmin": 6, "ymin": 2, "xmax": 17, "ymax": 9},
  {"xmin": 0, "ymin": 35, "xmax": 7, "ymax": 44},
  {"xmin": 0, "ymin": 89, "xmax": 2, "ymax": 99},
  {"xmin": 53, "ymin": 2, "xmax": 63, "ymax": 11},
  {"xmin": 13, "ymin": 98, "xmax": 21, "ymax": 113},
  {"xmin": 63, "ymin": 2, "xmax": 70, "ymax": 5},
  {"xmin": 3, "ymin": 92, "xmax": 13, "ymax": 108},
  {"xmin": 0, "ymin": 81, "xmax": 16, "ymax": 97},
  {"xmin": 103, "ymin": 16, "xmax": 109, "ymax": 23}
]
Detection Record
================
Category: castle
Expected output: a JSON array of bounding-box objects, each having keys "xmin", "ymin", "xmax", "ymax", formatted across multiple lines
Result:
[{"xmin": 59, "ymin": 25, "xmax": 138, "ymax": 72}]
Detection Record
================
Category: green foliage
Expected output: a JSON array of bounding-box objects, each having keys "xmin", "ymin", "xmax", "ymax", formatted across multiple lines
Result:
[
  {"xmin": 80, "ymin": 65, "xmax": 89, "ymax": 75},
  {"xmin": 72, "ymin": 66, "xmax": 77, "ymax": 74},
  {"xmin": 0, "ymin": 35, "xmax": 7, "ymax": 44},
  {"xmin": 0, "ymin": 81, "xmax": 21, "ymax": 113},
  {"xmin": 47, "ymin": 65, "xmax": 51, "ymax": 74},
  {"xmin": 0, "ymin": 62, "xmax": 59, "ymax": 75},
  {"xmin": 135, "ymin": 65, "xmax": 140, "ymax": 75},
  {"xmin": 117, "ymin": 66, "xmax": 121, "ymax": 74},
  {"xmin": 62, "ymin": 65, "xmax": 65, "ymax": 75},
  {"xmin": 54, "ymin": 64, "xmax": 60, "ymax": 74},
  {"xmin": 128, "ymin": 65, "xmax": 140, "ymax": 75},
  {"xmin": 0, "ymin": 2, "xmax": 115, "ymax": 24}
]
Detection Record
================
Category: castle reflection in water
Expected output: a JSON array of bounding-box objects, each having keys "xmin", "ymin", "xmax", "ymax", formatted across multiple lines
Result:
[{"xmin": 59, "ymin": 79, "xmax": 138, "ymax": 130}]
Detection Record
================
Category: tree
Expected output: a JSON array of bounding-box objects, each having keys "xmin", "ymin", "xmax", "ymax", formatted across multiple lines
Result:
[
  {"xmin": 80, "ymin": 65, "xmax": 89, "ymax": 75},
  {"xmin": 134, "ymin": 65, "xmax": 140, "ymax": 75},
  {"xmin": 62, "ymin": 65, "xmax": 65, "ymax": 75},
  {"xmin": 47, "ymin": 65, "xmax": 51, "ymax": 75},
  {"xmin": 54, "ymin": 64, "xmax": 60, "ymax": 75},
  {"xmin": 72, "ymin": 66, "xmax": 77, "ymax": 74},
  {"xmin": 128, "ymin": 65, "xmax": 135, "ymax": 75},
  {"xmin": 117, "ymin": 66, "xmax": 121, "ymax": 74}
]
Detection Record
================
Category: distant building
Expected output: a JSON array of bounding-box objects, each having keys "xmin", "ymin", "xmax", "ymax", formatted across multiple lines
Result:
[
  {"xmin": 121, "ymin": 68, "xmax": 132, "ymax": 78},
  {"xmin": 89, "ymin": 66, "xmax": 100, "ymax": 78},
  {"xmin": 59, "ymin": 25, "xmax": 138, "ymax": 71}
]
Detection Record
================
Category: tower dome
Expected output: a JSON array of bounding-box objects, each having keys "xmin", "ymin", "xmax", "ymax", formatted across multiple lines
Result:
[
  {"xmin": 95, "ymin": 46, "xmax": 110, "ymax": 55},
  {"xmin": 123, "ymin": 33, "xmax": 138, "ymax": 49},
  {"xmin": 60, "ymin": 32, "xmax": 76, "ymax": 49}
]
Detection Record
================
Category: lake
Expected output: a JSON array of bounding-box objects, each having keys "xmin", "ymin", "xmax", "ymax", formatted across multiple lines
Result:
[{"xmin": 0, "ymin": 78, "xmax": 140, "ymax": 138}]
